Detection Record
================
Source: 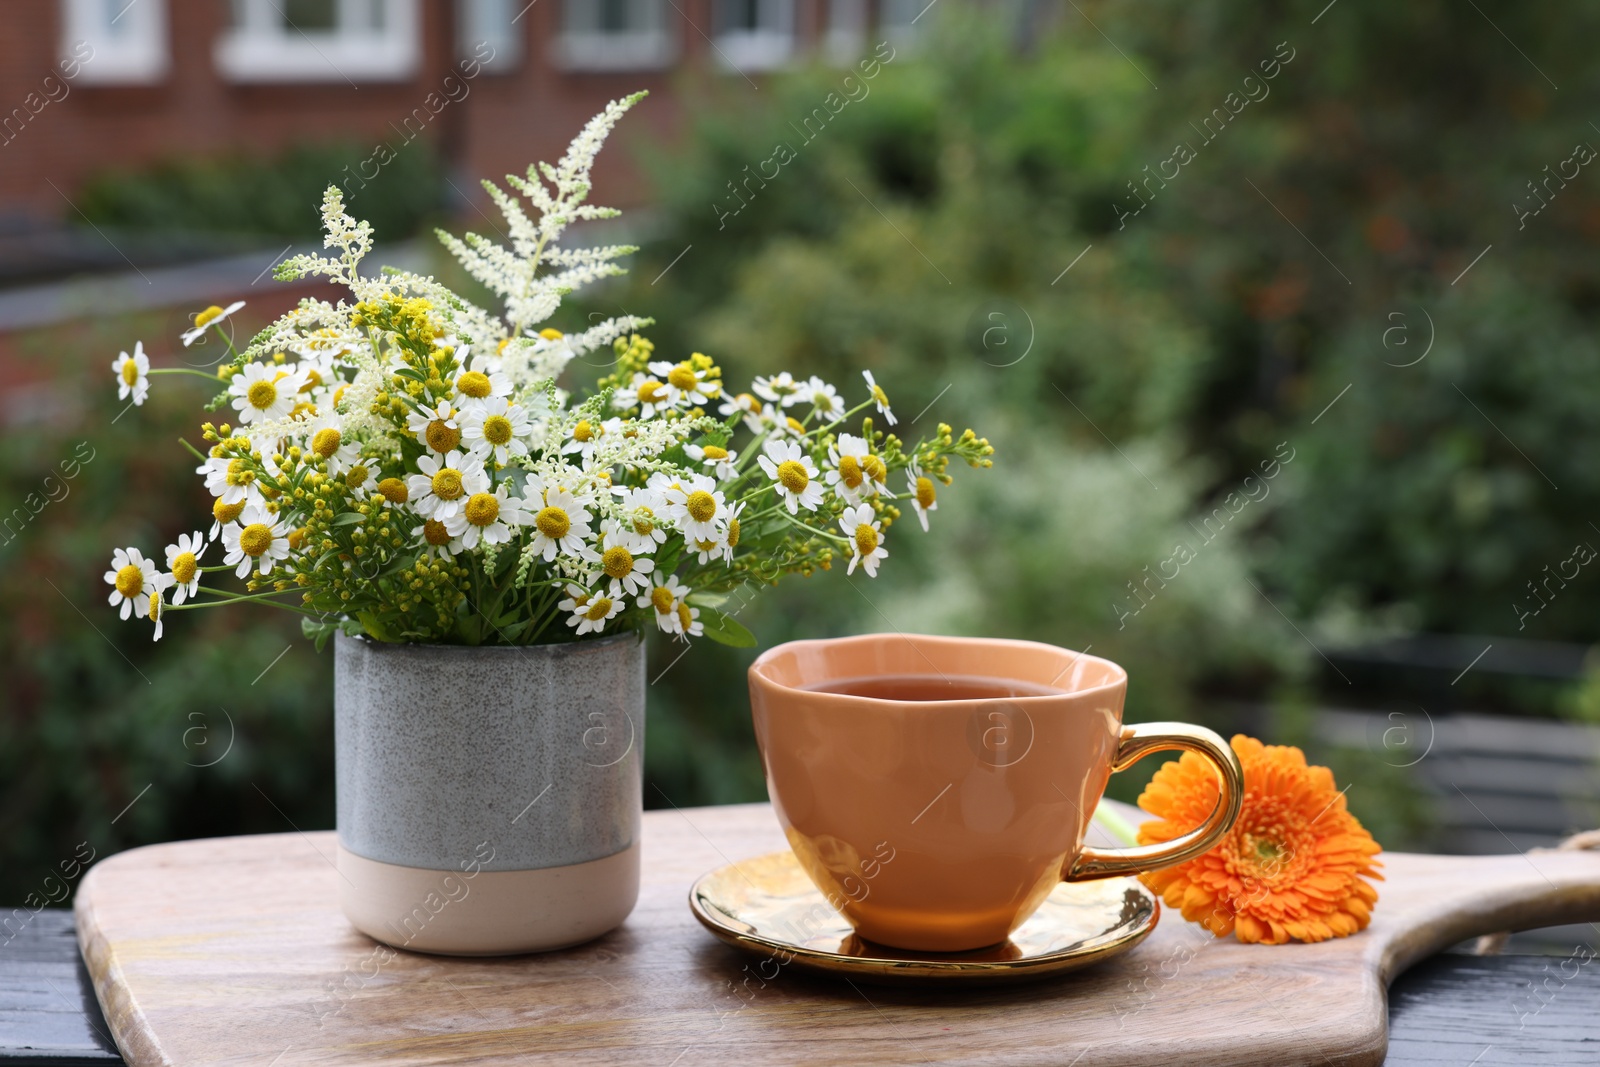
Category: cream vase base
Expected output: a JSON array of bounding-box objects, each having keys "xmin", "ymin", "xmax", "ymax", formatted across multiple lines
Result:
[{"xmin": 337, "ymin": 842, "xmax": 640, "ymax": 956}]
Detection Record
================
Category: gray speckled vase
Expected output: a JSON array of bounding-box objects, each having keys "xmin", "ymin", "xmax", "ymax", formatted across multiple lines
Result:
[{"xmin": 333, "ymin": 630, "xmax": 645, "ymax": 956}]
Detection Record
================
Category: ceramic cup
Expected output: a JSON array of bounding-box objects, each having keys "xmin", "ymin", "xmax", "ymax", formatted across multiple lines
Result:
[{"xmin": 748, "ymin": 633, "xmax": 1244, "ymax": 952}]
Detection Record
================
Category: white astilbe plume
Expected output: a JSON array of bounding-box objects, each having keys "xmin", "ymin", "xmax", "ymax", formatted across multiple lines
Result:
[
  {"xmin": 436, "ymin": 91, "xmax": 649, "ymax": 337},
  {"xmin": 275, "ymin": 188, "xmax": 373, "ymax": 288}
]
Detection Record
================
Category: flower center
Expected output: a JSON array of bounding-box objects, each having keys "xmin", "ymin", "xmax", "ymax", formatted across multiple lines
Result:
[
  {"xmin": 636, "ymin": 380, "xmax": 665, "ymax": 405},
  {"xmin": 121, "ymin": 361, "xmax": 139, "ymax": 385},
  {"xmin": 239, "ymin": 523, "xmax": 274, "ymax": 557},
  {"xmin": 172, "ymin": 552, "xmax": 198, "ymax": 584},
  {"xmin": 344, "ymin": 465, "xmax": 369, "ymax": 489},
  {"xmin": 213, "ymin": 498, "xmax": 245, "ymax": 524},
  {"xmin": 837, "ymin": 455, "xmax": 863, "ymax": 489},
  {"xmin": 862, "ymin": 455, "xmax": 887, "ymax": 484},
  {"xmin": 584, "ymin": 596, "xmax": 614, "ymax": 621},
  {"xmin": 425, "ymin": 419, "xmax": 461, "ymax": 453},
  {"xmin": 536, "ymin": 506, "xmax": 571, "ymax": 540},
  {"xmin": 431, "ymin": 468, "xmax": 464, "ymax": 500},
  {"xmin": 482, "ymin": 415, "xmax": 513, "ymax": 445},
  {"xmin": 302, "ymin": 369, "xmax": 323, "ymax": 390},
  {"xmin": 602, "ymin": 545, "xmax": 635, "ymax": 579},
  {"xmin": 668, "ymin": 365, "xmax": 698, "ymax": 391},
  {"xmin": 311, "ymin": 427, "xmax": 341, "ymax": 458},
  {"xmin": 685, "ymin": 490, "xmax": 717, "ymax": 523},
  {"xmin": 871, "ymin": 384, "xmax": 890, "ymax": 406},
  {"xmin": 114, "ymin": 564, "xmax": 144, "ymax": 598},
  {"xmin": 740, "ymin": 393, "xmax": 762, "ymax": 413},
  {"xmin": 677, "ymin": 602, "xmax": 694, "ymax": 630},
  {"xmin": 777, "ymin": 460, "xmax": 809, "ymax": 494},
  {"xmin": 854, "ymin": 523, "xmax": 879, "ymax": 557},
  {"xmin": 631, "ymin": 506, "xmax": 656, "ymax": 535},
  {"xmin": 456, "ymin": 371, "xmax": 491, "ymax": 398},
  {"xmin": 148, "ymin": 595, "xmax": 161, "ymax": 623},
  {"xmin": 195, "ymin": 304, "xmax": 226, "ymax": 327},
  {"xmin": 573, "ymin": 419, "xmax": 594, "ymax": 442},
  {"xmin": 247, "ymin": 380, "xmax": 278, "ymax": 410},
  {"xmin": 727, "ymin": 517, "xmax": 741, "ymax": 547},
  {"xmin": 702, "ymin": 445, "xmax": 728, "ymax": 460},
  {"xmin": 288, "ymin": 527, "xmax": 306, "ymax": 551},
  {"xmin": 422, "ymin": 519, "xmax": 451, "ymax": 546},
  {"xmin": 650, "ymin": 586, "xmax": 674, "ymax": 614},
  {"xmin": 464, "ymin": 492, "xmax": 500, "ymax": 526},
  {"xmin": 377, "ymin": 477, "xmax": 408, "ymax": 503},
  {"xmin": 916, "ymin": 476, "xmax": 937, "ymax": 509}
]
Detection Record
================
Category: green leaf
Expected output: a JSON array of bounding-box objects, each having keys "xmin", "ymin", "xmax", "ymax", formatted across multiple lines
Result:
[
  {"xmin": 687, "ymin": 591, "xmax": 729, "ymax": 608},
  {"xmin": 700, "ymin": 607, "xmax": 756, "ymax": 648},
  {"xmin": 330, "ymin": 512, "xmax": 365, "ymax": 527},
  {"xmin": 301, "ymin": 616, "xmax": 338, "ymax": 652}
]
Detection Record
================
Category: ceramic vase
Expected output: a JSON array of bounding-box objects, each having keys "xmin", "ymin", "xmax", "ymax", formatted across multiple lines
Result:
[{"xmin": 333, "ymin": 630, "xmax": 645, "ymax": 955}]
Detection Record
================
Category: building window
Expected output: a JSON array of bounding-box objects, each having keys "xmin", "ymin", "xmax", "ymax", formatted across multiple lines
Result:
[
  {"xmin": 823, "ymin": 0, "xmax": 865, "ymax": 63},
  {"xmin": 457, "ymin": 0, "xmax": 522, "ymax": 72},
  {"xmin": 216, "ymin": 0, "xmax": 421, "ymax": 83},
  {"xmin": 879, "ymin": 0, "xmax": 927, "ymax": 46},
  {"xmin": 59, "ymin": 0, "xmax": 170, "ymax": 85},
  {"xmin": 713, "ymin": 0, "xmax": 794, "ymax": 72},
  {"xmin": 553, "ymin": 0, "xmax": 674, "ymax": 72}
]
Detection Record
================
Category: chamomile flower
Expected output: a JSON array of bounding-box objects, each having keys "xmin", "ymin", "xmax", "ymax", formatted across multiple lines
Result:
[
  {"xmin": 461, "ymin": 397, "xmax": 531, "ymax": 465},
  {"xmin": 907, "ymin": 466, "xmax": 938, "ymax": 532},
  {"xmin": 406, "ymin": 399, "xmax": 464, "ymax": 456},
  {"xmin": 685, "ymin": 442, "xmax": 739, "ymax": 481},
  {"xmin": 524, "ymin": 476, "xmax": 597, "ymax": 562},
  {"xmin": 841, "ymin": 503, "xmax": 888, "ymax": 577},
  {"xmin": 660, "ymin": 473, "xmax": 727, "ymax": 540},
  {"xmin": 112, "ymin": 343, "xmax": 150, "ymax": 406},
  {"xmin": 648, "ymin": 359, "xmax": 714, "ymax": 407},
  {"xmin": 413, "ymin": 518, "xmax": 456, "ymax": 559},
  {"xmin": 753, "ymin": 372, "xmax": 806, "ymax": 408},
  {"xmin": 145, "ymin": 580, "xmax": 172, "ymax": 641},
  {"xmin": 338, "ymin": 461, "xmax": 379, "ymax": 497},
  {"xmin": 221, "ymin": 506, "xmax": 292, "ymax": 578},
  {"xmin": 562, "ymin": 585, "xmax": 621, "ymax": 635},
  {"xmin": 164, "ymin": 531, "xmax": 206, "ymax": 605},
  {"xmin": 637, "ymin": 574, "xmax": 691, "ymax": 634},
  {"xmin": 596, "ymin": 520, "xmax": 657, "ymax": 596},
  {"xmin": 687, "ymin": 531, "xmax": 732, "ymax": 565},
  {"xmin": 229, "ymin": 362, "xmax": 302, "ymax": 425},
  {"xmin": 561, "ymin": 416, "xmax": 618, "ymax": 464},
  {"xmin": 758, "ymin": 438, "xmax": 823, "ymax": 514},
  {"xmin": 453, "ymin": 358, "xmax": 512, "ymax": 412},
  {"xmin": 825, "ymin": 433, "xmax": 878, "ymax": 504},
  {"xmin": 611, "ymin": 485, "xmax": 668, "ymax": 553},
  {"xmin": 197, "ymin": 454, "xmax": 262, "ymax": 507},
  {"xmin": 105, "ymin": 547, "xmax": 160, "ymax": 621},
  {"xmin": 862, "ymin": 370, "xmax": 897, "ymax": 425},
  {"xmin": 181, "ymin": 301, "xmax": 244, "ymax": 347},
  {"xmin": 718, "ymin": 392, "xmax": 766, "ymax": 435},
  {"xmin": 674, "ymin": 601, "xmax": 704, "ymax": 642},
  {"xmin": 305, "ymin": 412, "xmax": 360, "ymax": 475},
  {"xmin": 614, "ymin": 373, "xmax": 673, "ymax": 419},
  {"xmin": 803, "ymin": 376, "xmax": 843, "ymax": 419},
  {"xmin": 444, "ymin": 484, "xmax": 530, "ymax": 551},
  {"xmin": 406, "ymin": 450, "xmax": 488, "ymax": 523}
]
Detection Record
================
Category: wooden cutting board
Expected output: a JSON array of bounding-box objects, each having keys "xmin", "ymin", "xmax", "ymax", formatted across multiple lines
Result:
[{"xmin": 75, "ymin": 800, "xmax": 1600, "ymax": 1066}]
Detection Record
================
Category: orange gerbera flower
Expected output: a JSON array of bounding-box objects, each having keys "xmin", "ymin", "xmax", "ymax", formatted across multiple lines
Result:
[{"xmin": 1136, "ymin": 735, "xmax": 1382, "ymax": 945}]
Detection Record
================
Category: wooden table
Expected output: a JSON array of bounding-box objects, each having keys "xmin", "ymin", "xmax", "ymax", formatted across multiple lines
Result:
[{"xmin": 36, "ymin": 803, "xmax": 1600, "ymax": 1064}]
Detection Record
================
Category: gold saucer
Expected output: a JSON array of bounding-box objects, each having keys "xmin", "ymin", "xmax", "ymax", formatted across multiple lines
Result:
[{"xmin": 689, "ymin": 850, "xmax": 1159, "ymax": 984}]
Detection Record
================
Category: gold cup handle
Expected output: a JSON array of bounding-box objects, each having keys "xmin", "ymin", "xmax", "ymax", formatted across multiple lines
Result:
[{"xmin": 1067, "ymin": 722, "xmax": 1244, "ymax": 881}]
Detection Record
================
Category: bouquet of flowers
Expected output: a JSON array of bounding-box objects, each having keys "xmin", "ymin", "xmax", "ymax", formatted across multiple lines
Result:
[{"xmin": 104, "ymin": 93, "xmax": 993, "ymax": 647}]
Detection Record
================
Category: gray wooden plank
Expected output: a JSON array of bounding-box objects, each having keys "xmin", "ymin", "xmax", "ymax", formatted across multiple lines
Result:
[{"xmin": 0, "ymin": 912, "xmax": 120, "ymax": 1064}]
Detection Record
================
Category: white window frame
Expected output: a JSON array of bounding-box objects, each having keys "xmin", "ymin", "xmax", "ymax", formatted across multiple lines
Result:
[
  {"xmin": 457, "ymin": 0, "xmax": 522, "ymax": 72},
  {"xmin": 713, "ymin": 0, "xmax": 795, "ymax": 72},
  {"xmin": 59, "ymin": 0, "xmax": 170, "ymax": 85},
  {"xmin": 553, "ymin": 0, "xmax": 675, "ymax": 73},
  {"xmin": 823, "ymin": 0, "xmax": 865, "ymax": 64},
  {"xmin": 215, "ymin": 0, "xmax": 421, "ymax": 84}
]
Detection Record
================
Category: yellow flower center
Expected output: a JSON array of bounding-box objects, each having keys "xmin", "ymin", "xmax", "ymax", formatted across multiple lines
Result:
[
  {"xmin": 685, "ymin": 490, "xmax": 717, "ymax": 523},
  {"xmin": 584, "ymin": 596, "xmax": 614, "ymax": 621},
  {"xmin": 602, "ymin": 545, "xmax": 635, "ymax": 579},
  {"xmin": 668, "ymin": 365, "xmax": 699, "ymax": 391},
  {"xmin": 916, "ymin": 476, "xmax": 937, "ymax": 509},
  {"xmin": 425, "ymin": 419, "xmax": 461, "ymax": 453},
  {"xmin": 148, "ymin": 595, "xmax": 161, "ymax": 623},
  {"xmin": 871, "ymin": 384, "xmax": 890, "ymax": 407},
  {"xmin": 114, "ymin": 564, "xmax": 144, "ymax": 598},
  {"xmin": 535, "ymin": 506, "xmax": 571, "ymax": 540},
  {"xmin": 786, "ymin": 416, "xmax": 805, "ymax": 434},
  {"xmin": 739, "ymin": 393, "xmax": 762, "ymax": 414},
  {"xmin": 464, "ymin": 492, "xmax": 500, "ymax": 527},
  {"xmin": 631, "ymin": 507, "xmax": 656, "ymax": 535},
  {"xmin": 239, "ymin": 523, "xmax": 274, "ymax": 557},
  {"xmin": 422, "ymin": 519, "xmax": 451, "ymax": 546},
  {"xmin": 311, "ymin": 427, "xmax": 341, "ymax": 458},
  {"xmin": 573, "ymin": 419, "xmax": 594, "ymax": 443},
  {"xmin": 482, "ymin": 415, "xmax": 513, "ymax": 446},
  {"xmin": 695, "ymin": 538, "xmax": 719, "ymax": 553},
  {"xmin": 247, "ymin": 380, "xmax": 278, "ymax": 410},
  {"xmin": 302, "ymin": 368, "xmax": 323, "ymax": 390},
  {"xmin": 195, "ymin": 304, "xmax": 226, "ymax": 328},
  {"xmin": 456, "ymin": 371, "xmax": 491, "ymax": 398},
  {"xmin": 777, "ymin": 460, "xmax": 809, "ymax": 494},
  {"xmin": 377, "ymin": 477, "xmax": 408, "ymax": 504},
  {"xmin": 430, "ymin": 468, "xmax": 464, "ymax": 500},
  {"xmin": 702, "ymin": 445, "xmax": 728, "ymax": 460},
  {"xmin": 837, "ymin": 455, "xmax": 863, "ymax": 489},
  {"xmin": 650, "ymin": 586, "xmax": 675, "ymax": 614},
  {"xmin": 213, "ymin": 498, "xmax": 245, "ymax": 524},
  {"xmin": 854, "ymin": 523, "xmax": 879, "ymax": 557},
  {"xmin": 344, "ymin": 465, "xmax": 370, "ymax": 490},
  {"xmin": 171, "ymin": 552, "xmax": 198, "ymax": 585},
  {"xmin": 727, "ymin": 517, "xmax": 741, "ymax": 547},
  {"xmin": 539, "ymin": 327, "xmax": 564, "ymax": 341},
  {"xmin": 287, "ymin": 527, "xmax": 306, "ymax": 550},
  {"xmin": 121, "ymin": 361, "xmax": 139, "ymax": 386},
  {"xmin": 862, "ymin": 455, "xmax": 887, "ymax": 484},
  {"xmin": 636, "ymin": 380, "xmax": 665, "ymax": 405},
  {"xmin": 677, "ymin": 602, "xmax": 694, "ymax": 631}
]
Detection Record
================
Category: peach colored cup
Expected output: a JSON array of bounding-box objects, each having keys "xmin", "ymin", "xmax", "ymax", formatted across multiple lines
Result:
[{"xmin": 748, "ymin": 633, "xmax": 1244, "ymax": 952}]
